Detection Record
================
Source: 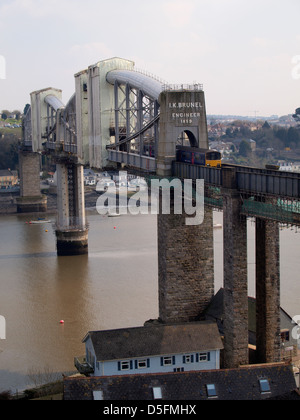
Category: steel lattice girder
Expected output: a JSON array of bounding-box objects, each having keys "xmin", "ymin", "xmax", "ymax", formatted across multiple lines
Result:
[{"xmin": 113, "ymin": 81, "xmax": 159, "ymax": 157}]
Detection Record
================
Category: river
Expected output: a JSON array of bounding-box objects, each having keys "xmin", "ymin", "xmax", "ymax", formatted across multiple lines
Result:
[{"xmin": 0, "ymin": 209, "xmax": 299, "ymax": 393}]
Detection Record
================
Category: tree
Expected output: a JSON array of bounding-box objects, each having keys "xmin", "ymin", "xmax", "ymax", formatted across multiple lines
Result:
[
  {"xmin": 287, "ymin": 127, "xmax": 300, "ymax": 146},
  {"xmin": 23, "ymin": 104, "xmax": 30, "ymax": 115},
  {"xmin": 0, "ymin": 135, "xmax": 19, "ymax": 170},
  {"xmin": 239, "ymin": 140, "xmax": 252, "ymax": 157},
  {"xmin": 275, "ymin": 128, "xmax": 288, "ymax": 146},
  {"xmin": 262, "ymin": 121, "xmax": 271, "ymax": 130},
  {"xmin": 12, "ymin": 110, "xmax": 22, "ymax": 120},
  {"xmin": 292, "ymin": 107, "xmax": 300, "ymax": 124}
]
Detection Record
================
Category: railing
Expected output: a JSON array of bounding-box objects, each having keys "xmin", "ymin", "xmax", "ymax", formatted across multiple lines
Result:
[
  {"xmin": 162, "ymin": 83, "xmax": 203, "ymax": 92},
  {"xmin": 108, "ymin": 150, "xmax": 156, "ymax": 172}
]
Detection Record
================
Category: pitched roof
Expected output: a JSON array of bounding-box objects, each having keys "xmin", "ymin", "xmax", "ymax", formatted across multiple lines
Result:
[
  {"xmin": 64, "ymin": 363, "xmax": 298, "ymax": 401},
  {"xmin": 84, "ymin": 321, "xmax": 223, "ymax": 361}
]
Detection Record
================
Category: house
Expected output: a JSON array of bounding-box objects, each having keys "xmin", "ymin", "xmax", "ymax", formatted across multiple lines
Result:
[
  {"xmin": 204, "ymin": 288, "xmax": 299, "ymax": 358},
  {"xmin": 64, "ymin": 362, "xmax": 299, "ymax": 400},
  {"xmin": 0, "ymin": 169, "xmax": 18, "ymax": 189},
  {"xmin": 75, "ymin": 321, "xmax": 223, "ymax": 377}
]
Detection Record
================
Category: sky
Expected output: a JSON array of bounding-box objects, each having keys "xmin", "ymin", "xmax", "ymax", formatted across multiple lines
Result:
[{"xmin": 0, "ymin": 0, "xmax": 300, "ymax": 117}]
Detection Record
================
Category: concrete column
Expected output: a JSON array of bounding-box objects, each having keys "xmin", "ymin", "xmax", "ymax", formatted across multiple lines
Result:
[
  {"xmin": 55, "ymin": 162, "xmax": 88, "ymax": 256},
  {"xmin": 256, "ymin": 217, "xmax": 281, "ymax": 363},
  {"xmin": 17, "ymin": 150, "xmax": 47, "ymax": 213},
  {"xmin": 222, "ymin": 189, "xmax": 249, "ymax": 368},
  {"xmin": 158, "ymin": 202, "xmax": 214, "ymax": 324}
]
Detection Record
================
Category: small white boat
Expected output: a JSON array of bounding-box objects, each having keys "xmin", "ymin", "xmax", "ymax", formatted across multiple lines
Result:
[
  {"xmin": 108, "ymin": 213, "xmax": 121, "ymax": 218},
  {"xmin": 29, "ymin": 218, "xmax": 51, "ymax": 224}
]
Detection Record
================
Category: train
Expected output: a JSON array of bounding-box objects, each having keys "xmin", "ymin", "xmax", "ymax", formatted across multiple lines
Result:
[{"xmin": 176, "ymin": 146, "xmax": 222, "ymax": 168}]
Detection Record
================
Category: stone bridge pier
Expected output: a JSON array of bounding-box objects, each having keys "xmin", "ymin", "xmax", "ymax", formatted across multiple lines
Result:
[
  {"xmin": 17, "ymin": 149, "xmax": 47, "ymax": 213},
  {"xmin": 55, "ymin": 161, "xmax": 88, "ymax": 256},
  {"xmin": 222, "ymin": 168, "xmax": 281, "ymax": 368},
  {"xmin": 157, "ymin": 193, "xmax": 215, "ymax": 324}
]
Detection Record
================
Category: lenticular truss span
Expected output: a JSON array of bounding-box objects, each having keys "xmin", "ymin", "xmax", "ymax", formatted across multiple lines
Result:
[{"xmin": 106, "ymin": 69, "xmax": 164, "ymax": 101}]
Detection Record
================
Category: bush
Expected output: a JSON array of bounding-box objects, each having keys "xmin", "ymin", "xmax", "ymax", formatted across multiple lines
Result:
[{"xmin": 0, "ymin": 390, "xmax": 12, "ymax": 400}]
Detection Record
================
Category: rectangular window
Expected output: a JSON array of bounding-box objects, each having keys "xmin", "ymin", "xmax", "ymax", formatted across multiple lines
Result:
[
  {"xmin": 120, "ymin": 361, "xmax": 130, "ymax": 371},
  {"xmin": 206, "ymin": 384, "xmax": 217, "ymax": 398},
  {"xmin": 163, "ymin": 356, "xmax": 173, "ymax": 366},
  {"xmin": 281, "ymin": 330, "xmax": 290, "ymax": 342},
  {"xmin": 259, "ymin": 379, "xmax": 271, "ymax": 393},
  {"xmin": 199, "ymin": 352, "xmax": 208, "ymax": 362},
  {"xmin": 137, "ymin": 359, "xmax": 147, "ymax": 369},
  {"xmin": 153, "ymin": 387, "xmax": 162, "ymax": 400},
  {"xmin": 93, "ymin": 390, "xmax": 103, "ymax": 400},
  {"xmin": 183, "ymin": 354, "xmax": 194, "ymax": 364}
]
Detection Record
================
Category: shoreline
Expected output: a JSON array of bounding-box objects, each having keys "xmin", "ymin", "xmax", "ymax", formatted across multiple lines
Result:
[{"xmin": 0, "ymin": 188, "xmax": 100, "ymax": 216}]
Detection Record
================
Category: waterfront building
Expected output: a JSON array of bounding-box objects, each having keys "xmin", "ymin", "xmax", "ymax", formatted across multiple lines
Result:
[{"xmin": 75, "ymin": 321, "xmax": 223, "ymax": 377}]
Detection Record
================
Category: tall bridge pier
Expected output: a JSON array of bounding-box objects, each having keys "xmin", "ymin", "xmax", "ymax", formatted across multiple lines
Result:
[
  {"xmin": 17, "ymin": 148, "xmax": 47, "ymax": 213},
  {"xmin": 158, "ymin": 203, "xmax": 215, "ymax": 324},
  {"xmin": 255, "ymin": 214, "xmax": 281, "ymax": 364},
  {"xmin": 156, "ymin": 88, "xmax": 215, "ymax": 324},
  {"xmin": 221, "ymin": 168, "xmax": 281, "ymax": 368},
  {"xmin": 55, "ymin": 161, "xmax": 88, "ymax": 256}
]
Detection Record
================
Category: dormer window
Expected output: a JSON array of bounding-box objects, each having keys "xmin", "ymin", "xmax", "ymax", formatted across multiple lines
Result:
[
  {"xmin": 152, "ymin": 387, "xmax": 162, "ymax": 400},
  {"xmin": 259, "ymin": 379, "xmax": 271, "ymax": 394},
  {"xmin": 206, "ymin": 384, "xmax": 217, "ymax": 398}
]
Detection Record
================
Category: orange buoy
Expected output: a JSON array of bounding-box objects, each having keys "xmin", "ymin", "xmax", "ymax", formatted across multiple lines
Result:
[{"xmin": 60, "ymin": 320, "xmax": 64, "ymax": 324}]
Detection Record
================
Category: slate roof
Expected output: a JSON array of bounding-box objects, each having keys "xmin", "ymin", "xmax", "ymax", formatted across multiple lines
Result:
[
  {"xmin": 83, "ymin": 321, "xmax": 223, "ymax": 362},
  {"xmin": 64, "ymin": 362, "xmax": 298, "ymax": 401},
  {"xmin": 0, "ymin": 170, "xmax": 15, "ymax": 177}
]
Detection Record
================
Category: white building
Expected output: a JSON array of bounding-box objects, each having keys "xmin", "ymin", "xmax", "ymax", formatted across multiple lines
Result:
[{"xmin": 75, "ymin": 322, "xmax": 223, "ymax": 377}]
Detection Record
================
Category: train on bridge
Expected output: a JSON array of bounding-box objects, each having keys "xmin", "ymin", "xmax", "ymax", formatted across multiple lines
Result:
[{"xmin": 176, "ymin": 146, "xmax": 222, "ymax": 168}]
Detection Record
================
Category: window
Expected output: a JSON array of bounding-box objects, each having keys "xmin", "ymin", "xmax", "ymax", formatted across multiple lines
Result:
[
  {"xmin": 281, "ymin": 330, "xmax": 290, "ymax": 342},
  {"xmin": 137, "ymin": 359, "xmax": 147, "ymax": 369},
  {"xmin": 259, "ymin": 379, "xmax": 271, "ymax": 393},
  {"xmin": 121, "ymin": 361, "xmax": 130, "ymax": 370},
  {"xmin": 93, "ymin": 390, "xmax": 103, "ymax": 400},
  {"xmin": 118, "ymin": 360, "xmax": 133, "ymax": 371},
  {"xmin": 206, "ymin": 384, "xmax": 217, "ymax": 398},
  {"xmin": 183, "ymin": 354, "xmax": 193, "ymax": 364},
  {"xmin": 199, "ymin": 352, "xmax": 210, "ymax": 362},
  {"xmin": 163, "ymin": 356, "xmax": 173, "ymax": 366},
  {"xmin": 160, "ymin": 356, "xmax": 175, "ymax": 367},
  {"xmin": 153, "ymin": 387, "xmax": 162, "ymax": 400}
]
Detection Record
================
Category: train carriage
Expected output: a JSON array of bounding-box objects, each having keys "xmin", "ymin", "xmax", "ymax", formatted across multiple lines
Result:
[{"xmin": 176, "ymin": 146, "xmax": 222, "ymax": 168}]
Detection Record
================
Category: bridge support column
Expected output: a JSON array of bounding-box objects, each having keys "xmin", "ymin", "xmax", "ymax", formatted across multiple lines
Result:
[
  {"xmin": 222, "ymin": 188, "xmax": 249, "ymax": 368},
  {"xmin": 55, "ymin": 162, "xmax": 88, "ymax": 256},
  {"xmin": 256, "ymin": 217, "xmax": 281, "ymax": 363},
  {"xmin": 17, "ymin": 149, "xmax": 47, "ymax": 213},
  {"xmin": 158, "ymin": 202, "xmax": 214, "ymax": 324}
]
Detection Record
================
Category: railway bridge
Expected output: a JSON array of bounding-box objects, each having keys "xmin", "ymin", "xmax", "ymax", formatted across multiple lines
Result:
[{"xmin": 19, "ymin": 57, "xmax": 300, "ymax": 369}]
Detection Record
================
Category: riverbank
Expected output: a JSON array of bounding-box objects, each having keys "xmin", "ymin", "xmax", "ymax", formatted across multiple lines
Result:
[{"xmin": 0, "ymin": 187, "xmax": 100, "ymax": 215}]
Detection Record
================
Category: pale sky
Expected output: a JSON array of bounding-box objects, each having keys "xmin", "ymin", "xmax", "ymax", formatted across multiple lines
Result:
[{"xmin": 0, "ymin": 0, "xmax": 300, "ymax": 117}]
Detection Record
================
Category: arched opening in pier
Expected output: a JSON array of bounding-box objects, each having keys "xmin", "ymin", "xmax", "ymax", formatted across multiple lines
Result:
[{"xmin": 177, "ymin": 130, "xmax": 198, "ymax": 148}]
